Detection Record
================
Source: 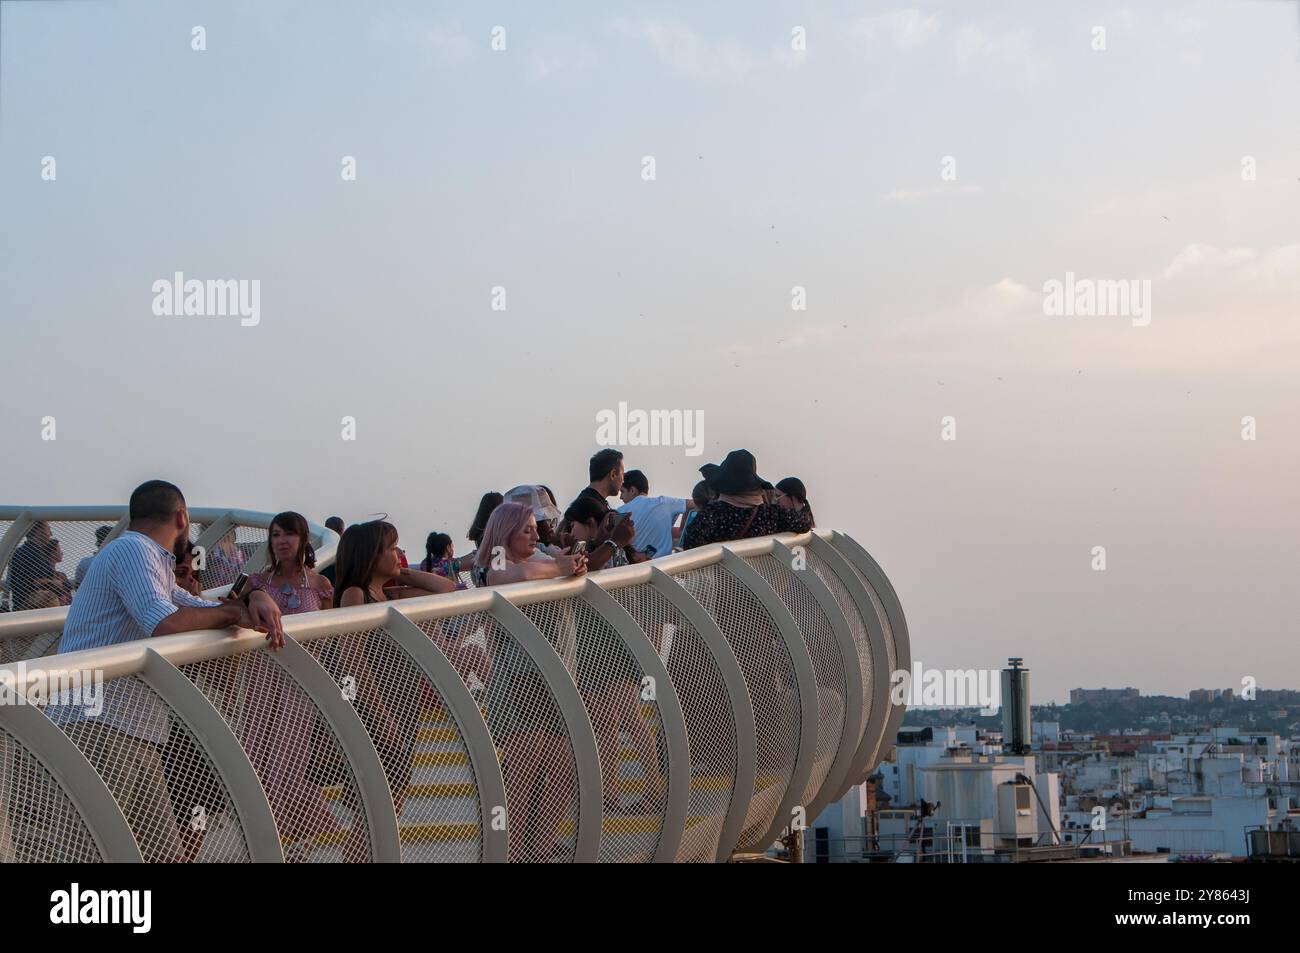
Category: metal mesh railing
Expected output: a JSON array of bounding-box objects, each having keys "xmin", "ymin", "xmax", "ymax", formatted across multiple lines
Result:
[
  {"xmin": 0, "ymin": 528, "xmax": 900, "ymax": 863},
  {"xmin": 838, "ymin": 557, "xmax": 896, "ymax": 678},
  {"xmin": 0, "ymin": 629, "xmax": 63, "ymax": 666},
  {"xmin": 1, "ymin": 520, "xmax": 114, "ymax": 610},
  {"xmin": 198, "ymin": 524, "xmax": 269, "ymax": 590},
  {"xmin": 522, "ymin": 596, "xmax": 668, "ymax": 863},
  {"xmin": 676, "ymin": 562, "xmax": 799, "ymax": 850},
  {"xmin": 806, "ymin": 550, "xmax": 873, "ymax": 752},
  {"xmin": 307, "ymin": 626, "xmax": 483, "ymax": 863},
  {"xmin": 415, "ymin": 611, "xmax": 579, "ymax": 864},
  {"xmin": 46, "ymin": 676, "xmax": 250, "ymax": 862},
  {"xmin": 609, "ymin": 581, "xmax": 738, "ymax": 863},
  {"xmin": 179, "ymin": 651, "xmax": 370, "ymax": 862},
  {"xmin": 0, "ymin": 726, "xmax": 103, "ymax": 863},
  {"xmin": 824, "ymin": 541, "xmax": 905, "ymax": 782},
  {"xmin": 747, "ymin": 554, "xmax": 847, "ymax": 813}
]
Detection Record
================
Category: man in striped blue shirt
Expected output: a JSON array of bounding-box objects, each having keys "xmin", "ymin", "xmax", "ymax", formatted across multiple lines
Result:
[
  {"xmin": 56, "ymin": 480, "xmax": 285, "ymax": 860},
  {"xmin": 64, "ymin": 481, "xmax": 284, "ymax": 655}
]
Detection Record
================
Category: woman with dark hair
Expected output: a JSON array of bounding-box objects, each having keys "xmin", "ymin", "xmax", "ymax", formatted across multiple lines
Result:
[
  {"xmin": 330, "ymin": 520, "xmax": 458, "ymax": 861},
  {"xmin": 238, "ymin": 511, "xmax": 339, "ymax": 860},
  {"xmin": 466, "ymin": 491, "xmax": 504, "ymax": 555},
  {"xmin": 675, "ymin": 479, "xmax": 716, "ymax": 551},
  {"xmin": 249, "ymin": 511, "xmax": 332, "ymax": 611},
  {"xmin": 774, "ymin": 477, "xmax": 815, "ymax": 528},
  {"xmin": 418, "ymin": 532, "xmax": 463, "ymax": 580},
  {"xmin": 334, "ymin": 521, "xmax": 457, "ymax": 607}
]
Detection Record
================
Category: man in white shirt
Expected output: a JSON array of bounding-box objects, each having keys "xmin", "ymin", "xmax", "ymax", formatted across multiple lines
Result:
[{"xmin": 617, "ymin": 469, "xmax": 692, "ymax": 559}]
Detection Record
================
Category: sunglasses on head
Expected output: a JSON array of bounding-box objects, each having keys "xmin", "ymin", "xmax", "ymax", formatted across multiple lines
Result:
[{"xmin": 280, "ymin": 583, "xmax": 301, "ymax": 610}]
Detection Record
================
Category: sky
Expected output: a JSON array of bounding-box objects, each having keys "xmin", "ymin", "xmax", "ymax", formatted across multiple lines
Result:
[{"xmin": 2, "ymin": 0, "xmax": 1298, "ymax": 704}]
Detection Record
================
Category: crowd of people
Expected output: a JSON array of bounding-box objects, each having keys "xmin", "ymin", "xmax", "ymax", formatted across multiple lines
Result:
[{"xmin": 9, "ymin": 447, "xmax": 816, "ymax": 861}]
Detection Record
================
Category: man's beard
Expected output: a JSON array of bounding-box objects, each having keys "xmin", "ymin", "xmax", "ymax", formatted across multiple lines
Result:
[{"xmin": 172, "ymin": 532, "xmax": 189, "ymax": 561}]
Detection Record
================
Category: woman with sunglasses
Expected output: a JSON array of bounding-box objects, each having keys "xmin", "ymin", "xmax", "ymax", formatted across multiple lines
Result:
[
  {"xmin": 241, "ymin": 511, "xmax": 339, "ymax": 860},
  {"xmin": 247, "ymin": 512, "xmax": 334, "ymax": 611}
]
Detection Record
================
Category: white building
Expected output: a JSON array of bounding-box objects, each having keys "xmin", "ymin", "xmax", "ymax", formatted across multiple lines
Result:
[{"xmin": 1057, "ymin": 727, "xmax": 1298, "ymax": 858}]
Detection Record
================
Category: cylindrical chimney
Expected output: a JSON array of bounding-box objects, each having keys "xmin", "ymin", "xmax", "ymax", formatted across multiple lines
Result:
[{"xmin": 1001, "ymin": 658, "xmax": 1031, "ymax": 755}]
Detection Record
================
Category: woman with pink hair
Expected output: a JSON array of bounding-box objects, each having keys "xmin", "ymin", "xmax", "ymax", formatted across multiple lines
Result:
[{"xmin": 473, "ymin": 502, "xmax": 587, "ymax": 861}]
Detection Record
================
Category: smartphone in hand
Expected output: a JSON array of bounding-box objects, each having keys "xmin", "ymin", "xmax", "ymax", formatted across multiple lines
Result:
[{"xmin": 228, "ymin": 573, "xmax": 250, "ymax": 598}]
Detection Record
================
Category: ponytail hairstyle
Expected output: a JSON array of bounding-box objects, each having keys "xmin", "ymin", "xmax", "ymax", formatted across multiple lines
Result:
[
  {"xmin": 775, "ymin": 477, "xmax": 814, "ymax": 527},
  {"xmin": 423, "ymin": 531, "xmax": 453, "ymax": 570}
]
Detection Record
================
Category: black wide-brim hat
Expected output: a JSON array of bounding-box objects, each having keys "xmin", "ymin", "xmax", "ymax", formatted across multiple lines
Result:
[{"xmin": 701, "ymin": 449, "xmax": 765, "ymax": 494}]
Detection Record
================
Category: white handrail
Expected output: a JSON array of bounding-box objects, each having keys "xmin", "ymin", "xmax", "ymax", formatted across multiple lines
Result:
[{"xmin": 0, "ymin": 527, "xmax": 908, "ymax": 863}]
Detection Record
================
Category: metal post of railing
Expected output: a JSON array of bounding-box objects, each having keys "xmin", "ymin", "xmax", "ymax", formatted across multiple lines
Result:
[
  {"xmin": 719, "ymin": 548, "xmax": 819, "ymax": 853},
  {"xmin": 648, "ymin": 565, "xmax": 758, "ymax": 863},
  {"xmin": 0, "ymin": 511, "xmax": 38, "ymax": 610},
  {"xmin": 102, "ymin": 514, "xmax": 131, "ymax": 547},
  {"xmin": 579, "ymin": 579, "xmax": 691, "ymax": 863},
  {"xmin": 771, "ymin": 538, "xmax": 865, "ymax": 824},
  {"xmin": 808, "ymin": 534, "xmax": 894, "ymax": 796},
  {"xmin": 268, "ymin": 638, "xmax": 402, "ymax": 862},
  {"xmin": 488, "ymin": 591, "xmax": 603, "ymax": 863},
  {"xmin": 140, "ymin": 649, "xmax": 284, "ymax": 862},
  {"xmin": 192, "ymin": 511, "xmax": 238, "ymax": 574},
  {"xmin": 827, "ymin": 532, "xmax": 912, "ymax": 756},
  {"xmin": 382, "ymin": 607, "xmax": 509, "ymax": 864},
  {"xmin": 0, "ymin": 683, "xmax": 143, "ymax": 862}
]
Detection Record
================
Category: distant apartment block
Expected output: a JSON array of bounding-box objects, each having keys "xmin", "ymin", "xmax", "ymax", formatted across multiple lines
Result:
[
  {"xmin": 1070, "ymin": 687, "xmax": 1141, "ymax": 705},
  {"xmin": 1188, "ymin": 688, "xmax": 1236, "ymax": 703}
]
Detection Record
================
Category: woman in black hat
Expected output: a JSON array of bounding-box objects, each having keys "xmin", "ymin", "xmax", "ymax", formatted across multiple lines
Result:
[{"xmin": 680, "ymin": 449, "xmax": 813, "ymax": 548}]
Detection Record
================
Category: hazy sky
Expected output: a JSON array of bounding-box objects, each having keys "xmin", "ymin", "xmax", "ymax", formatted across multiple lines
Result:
[{"xmin": 3, "ymin": 1, "xmax": 1297, "ymax": 704}]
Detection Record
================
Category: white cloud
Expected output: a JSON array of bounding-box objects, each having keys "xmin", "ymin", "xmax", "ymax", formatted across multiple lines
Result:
[
  {"xmin": 529, "ymin": 39, "xmax": 599, "ymax": 81},
  {"xmin": 853, "ymin": 10, "xmax": 942, "ymax": 51},
  {"xmin": 953, "ymin": 24, "xmax": 1044, "ymax": 85},
  {"xmin": 421, "ymin": 25, "xmax": 474, "ymax": 65},
  {"xmin": 1165, "ymin": 12, "xmax": 1207, "ymax": 35},
  {"xmin": 713, "ymin": 325, "xmax": 835, "ymax": 360},
  {"xmin": 780, "ymin": 325, "xmax": 835, "ymax": 348},
  {"xmin": 1100, "ymin": 8, "xmax": 1139, "ymax": 34},
  {"xmin": 611, "ymin": 18, "xmax": 806, "ymax": 81},
  {"xmin": 953, "ymin": 24, "xmax": 990, "ymax": 64},
  {"xmin": 1162, "ymin": 243, "xmax": 1300, "ymax": 287},
  {"xmin": 612, "ymin": 18, "xmax": 755, "ymax": 82},
  {"xmin": 882, "ymin": 184, "xmax": 983, "ymax": 202},
  {"xmin": 868, "ymin": 245, "xmax": 1300, "ymax": 371}
]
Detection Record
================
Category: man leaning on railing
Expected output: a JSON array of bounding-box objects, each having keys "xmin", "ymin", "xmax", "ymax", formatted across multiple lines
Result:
[
  {"xmin": 61, "ymin": 481, "xmax": 284, "ymax": 654},
  {"xmin": 48, "ymin": 480, "xmax": 285, "ymax": 862}
]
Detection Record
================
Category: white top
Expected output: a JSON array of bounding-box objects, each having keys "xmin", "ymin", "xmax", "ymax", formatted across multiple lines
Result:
[{"xmin": 617, "ymin": 495, "xmax": 688, "ymax": 558}]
